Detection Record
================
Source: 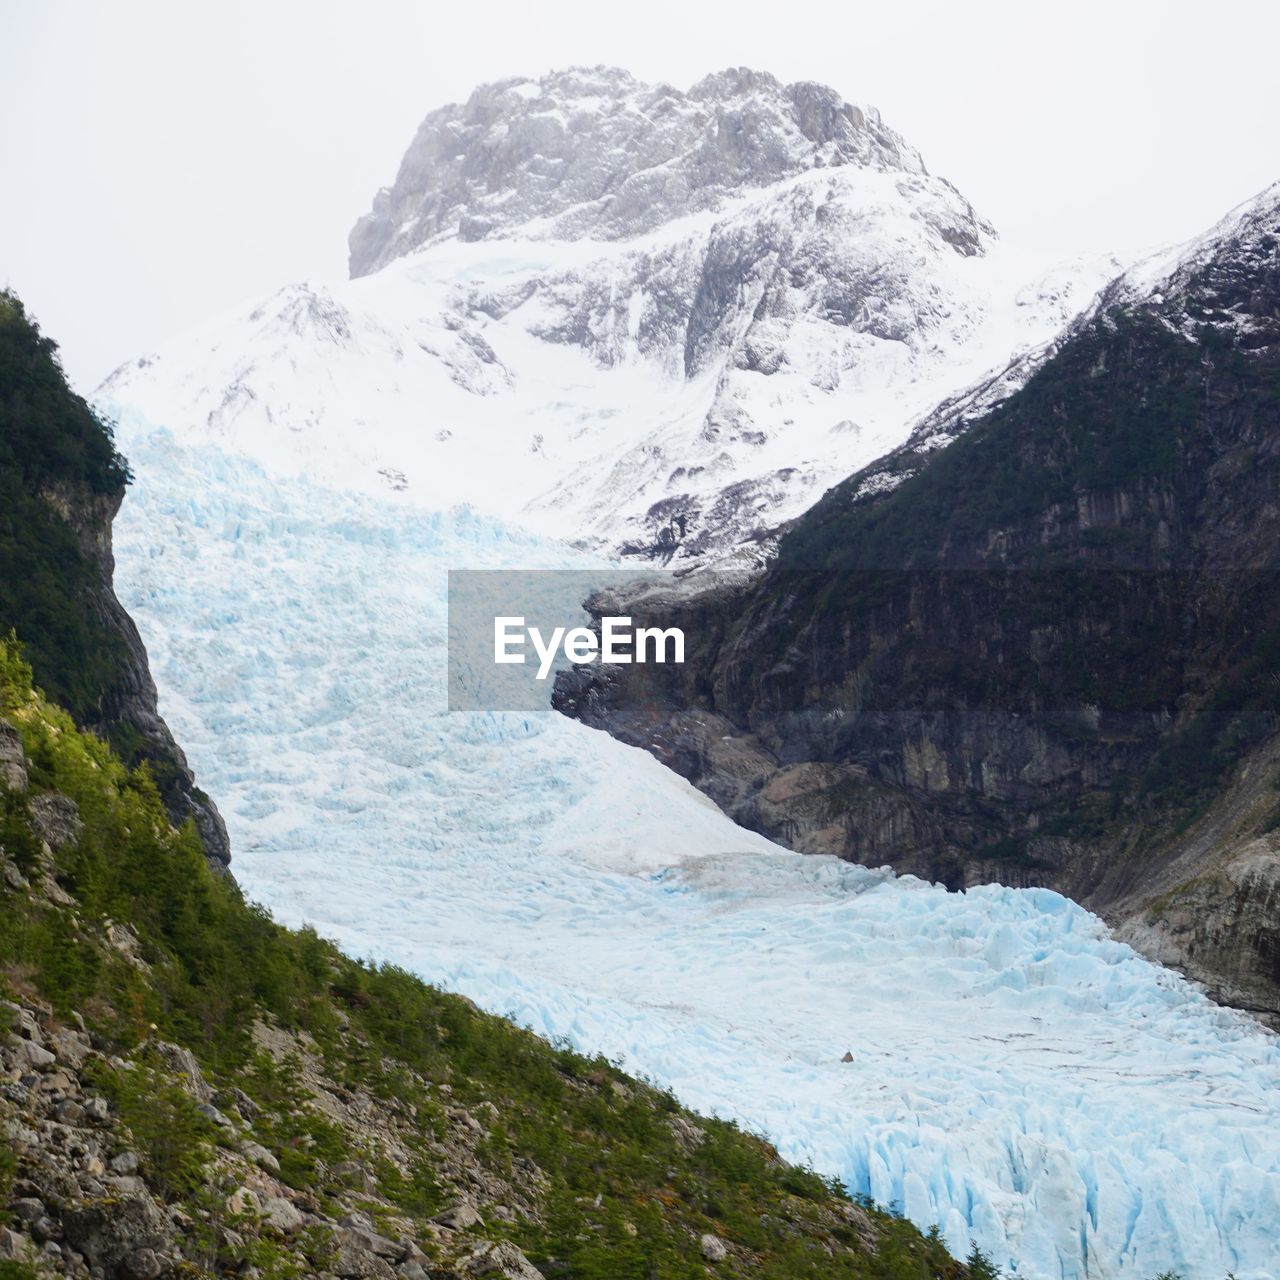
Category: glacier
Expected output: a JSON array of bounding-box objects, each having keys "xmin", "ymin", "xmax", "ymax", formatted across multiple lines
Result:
[{"xmin": 107, "ymin": 411, "xmax": 1280, "ymax": 1280}]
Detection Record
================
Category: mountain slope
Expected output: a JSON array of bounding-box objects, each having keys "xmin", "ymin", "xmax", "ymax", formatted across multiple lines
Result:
[
  {"xmin": 554, "ymin": 181, "xmax": 1280, "ymax": 1022},
  {"xmin": 100, "ymin": 68, "xmax": 1116, "ymax": 561},
  {"xmin": 0, "ymin": 293, "xmax": 228, "ymax": 870},
  {"xmin": 0, "ymin": 298, "xmax": 969, "ymax": 1280},
  {"xmin": 0, "ymin": 637, "xmax": 970, "ymax": 1280}
]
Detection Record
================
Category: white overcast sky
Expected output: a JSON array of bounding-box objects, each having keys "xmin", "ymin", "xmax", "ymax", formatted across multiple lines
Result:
[{"xmin": 1, "ymin": 0, "xmax": 1276, "ymax": 390}]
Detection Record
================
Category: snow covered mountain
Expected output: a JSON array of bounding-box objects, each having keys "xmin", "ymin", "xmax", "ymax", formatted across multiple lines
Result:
[{"xmin": 100, "ymin": 67, "xmax": 1117, "ymax": 558}]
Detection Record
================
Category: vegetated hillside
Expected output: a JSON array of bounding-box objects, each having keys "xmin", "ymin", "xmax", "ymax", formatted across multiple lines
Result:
[
  {"xmin": 0, "ymin": 638, "xmax": 973, "ymax": 1280},
  {"xmin": 555, "ymin": 183, "xmax": 1280, "ymax": 1025},
  {"xmin": 0, "ymin": 292, "xmax": 228, "ymax": 870}
]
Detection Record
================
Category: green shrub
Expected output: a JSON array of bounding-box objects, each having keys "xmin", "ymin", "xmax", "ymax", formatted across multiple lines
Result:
[
  {"xmin": 0, "ymin": 782, "xmax": 41, "ymax": 873},
  {"xmin": 86, "ymin": 1057, "xmax": 216, "ymax": 1200}
]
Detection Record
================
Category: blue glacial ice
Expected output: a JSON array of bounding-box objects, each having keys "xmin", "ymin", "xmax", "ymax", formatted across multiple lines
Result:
[{"xmin": 108, "ymin": 418, "xmax": 1280, "ymax": 1280}]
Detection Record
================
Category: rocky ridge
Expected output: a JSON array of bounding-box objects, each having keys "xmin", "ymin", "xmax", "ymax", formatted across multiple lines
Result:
[
  {"xmin": 348, "ymin": 67, "xmax": 931, "ymax": 276},
  {"xmin": 554, "ymin": 181, "xmax": 1280, "ymax": 1026},
  {"xmin": 0, "ymin": 293, "xmax": 229, "ymax": 871}
]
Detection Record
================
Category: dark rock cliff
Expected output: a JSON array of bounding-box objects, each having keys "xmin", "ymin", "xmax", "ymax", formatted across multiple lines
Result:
[
  {"xmin": 0, "ymin": 292, "xmax": 230, "ymax": 871},
  {"xmin": 556, "ymin": 184, "xmax": 1280, "ymax": 1024}
]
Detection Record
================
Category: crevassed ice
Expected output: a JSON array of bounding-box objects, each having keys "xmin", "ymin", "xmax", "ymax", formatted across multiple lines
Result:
[{"xmin": 111, "ymin": 417, "xmax": 1280, "ymax": 1280}]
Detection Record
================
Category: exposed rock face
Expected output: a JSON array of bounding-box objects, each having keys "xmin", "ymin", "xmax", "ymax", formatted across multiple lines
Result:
[
  {"xmin": 556, "ymin": 183, "xmax": 1280, "ymax": 1025},
  {"xmin": 28, "ymin": 792, "xmax": 84, "ymax": 850},
  {"xmin": 0, "ymin": 719, "xmax": 25, "ymax": 791},
  {"xmin": 35, "ymin": 472, "xmax": 231, "ymax": 871},
  {"xmin": 348, "ymin": 66, "xmax": 928, "ymax": 277},
  {"xmin": 0, "ymin": 293, "xmax": 230, "ymax": 870}
]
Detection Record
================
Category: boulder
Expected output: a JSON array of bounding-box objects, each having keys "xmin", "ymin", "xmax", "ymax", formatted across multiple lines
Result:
[
  {"xmin": 667, "ymin": 1116, "xmax": 706, "ymax": 1152},
  {"xmin": 0, "ymin": 1227, "xmax": 36, "ymax": 1262},
  {"xmin": 196, "ymin": 1101, "xmax": 233, "ymax": 1128},
  {"xmin": 13, "ymin": 1037, "xmax": 56, "ymax": 1070},
  {"xmin": 83, "ymin": 1095, "xmax": 110, "ymax": 1124},
  {"xmin": 463, "ymin": 1240, "xmax": 544, "ymax": 1279},
  {"xmin": 261, "ymin": 1196, "xmax": 306, "ymax": 1234},
  {"xmin": 226, "ymin": 1186, "xmax": 260, "ymax": 1216},
  {"xmin": 61, "ymin": 1194, "xmax": 174, "ymax": 1274},
  {"xmin": 432, "ymin": 1202, "xmax": 482, "ymax": 1231},
  {"xmin": 10, "ymin": 1198, "xmax": 45, "ymax": 1224},
  {"xmin": 54, "ymin": 1098, "xmax": 85, "ymax": 1125},
  {"xmin": 123, "ymin": 1246, "xmax": 164, "ymax": 1279},
  {"xmin": 214, "ymin": 1085, "xmax": 260, "ymax": 1120},
  {"xmin": 333, "ymin": 1224, "xmax": 398, "ymax": 1280},
  {"xmin": 143, "ymin": 1040, "xmax": 212, "ymax": 1101},
  {"xmin": 31, "ymin": 1215, "xmax": 61, "ymax": 1244},
  {"xmin": 331, "ymin": 1159, "xmax": 379, "ymax": 1194},
  {"xmin": 700, "ymin": 1233, "xmax": 728, "ymax": 1263},
  {"xmin": 49, "ymin": 1027, "xmax": 92, "ymax": 1069},
  {"xmin": 0, "ymin": 1000, "xmax": 42, "ymax": 1041},
  {"xmin": 240, "ymin": 1139, "xmax": 280, "ymax": 1172}
]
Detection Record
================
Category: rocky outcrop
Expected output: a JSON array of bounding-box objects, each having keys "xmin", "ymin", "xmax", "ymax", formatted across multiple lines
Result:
[
  {"xmin": 0, "ymin": 292, "xmax": 229, "ymax": 871},
  {"xmin": 40, "ymin": 480, "xmax": 231, "ymax": 871},
  {"xmin": 0, "ymin": 989, "xmax": 526, "ymax": 1280},
  {"xmin": 348, "ymin": 67, "xmax": 931, "ymax": 277},
  {"xmin": 0, "ymin": 720, "xmax": 26, "ymax": 792},
  {"xmin": 556, "ymin": 182, "xmax": 1280, "ymax": 1025}
]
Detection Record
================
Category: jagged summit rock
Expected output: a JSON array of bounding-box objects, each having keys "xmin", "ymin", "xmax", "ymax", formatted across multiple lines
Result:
[{"xmin": 348, "ymin": 66, "xmax": 931, "ymax": 277}]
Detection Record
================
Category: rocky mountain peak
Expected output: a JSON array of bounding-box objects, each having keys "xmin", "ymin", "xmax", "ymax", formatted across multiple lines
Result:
[
  {"xmin": 1114, "ymin": 179, "xmax": 1280, "ymax": 345},
  {"xmin": 348, "ymin": 65, "xmax": 925, "ymax": 277}
]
